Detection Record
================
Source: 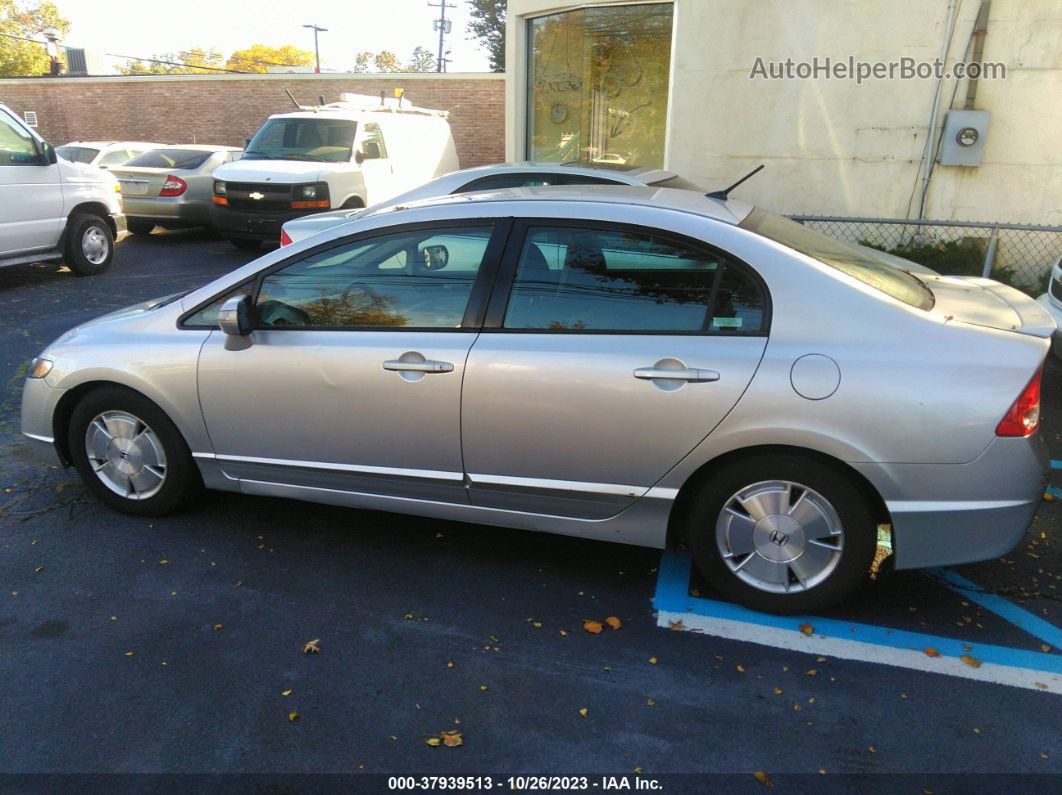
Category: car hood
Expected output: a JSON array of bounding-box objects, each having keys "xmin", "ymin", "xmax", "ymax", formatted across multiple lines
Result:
[
  {"xmin": 49, "ymin": 292, "xmax": 187, "ymax": 346},
  {"xmin": 58, "ymin": 157, "xmax": 118, "ymax": 187},
  {"xmin": 214, "ymin": 159, "xmax": 331, "ymax": 183},
  {"xmin": 922, "ymin": 275, "xmax": 1056, "ymax": 338}
]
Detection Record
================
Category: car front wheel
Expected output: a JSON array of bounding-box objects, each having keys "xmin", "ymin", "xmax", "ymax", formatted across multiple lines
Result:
[
  {"xmin": 688, "ymin": 454, "xmax": 877, "ymax": 614},
  {"xmin": 68, "ymin": 387, "xmax": 200, "ymax": 516},
  {"xmin": 64, "ymin": 213, "xmax": 114, "ymax": 276}
]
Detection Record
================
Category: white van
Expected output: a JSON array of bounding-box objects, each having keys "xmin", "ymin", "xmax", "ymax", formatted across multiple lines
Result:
[
  {"xmin": 0, "ymin": 102, "xmax": 125, "ymax": 276},
  {"xmin": 211, "ymin": 93, "xmax": 458, "ymax": 249}
]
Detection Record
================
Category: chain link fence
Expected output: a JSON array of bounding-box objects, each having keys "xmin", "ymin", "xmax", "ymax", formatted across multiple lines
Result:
[{"xmin": 790, "ymin": 216, "xmax": 1062, "ymax": 296}]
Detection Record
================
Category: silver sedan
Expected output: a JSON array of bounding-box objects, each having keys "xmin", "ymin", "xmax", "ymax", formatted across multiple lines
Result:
[
  {"xmin": 21, "ymin": 186, "xmax": 1052, "ymax": 613},
  {"xmin": 111, "ymin": 146, "xmax": 242, "ymax": 234}
]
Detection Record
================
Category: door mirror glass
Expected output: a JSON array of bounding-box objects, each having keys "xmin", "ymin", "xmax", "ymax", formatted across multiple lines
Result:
[
  {"xmin": 354, "ymin": 149, "xmax": 365, "ymax": 165},
  {"xmin": 218, "ymin": 294, "xmax": 253, "ymax": 336},
  {"xmin": 420, "ymin": 244, "xmax": 449, "ymax": 270},
  {"xmin": 39, "ymin": 141, "xmax": 58, "ymax": 165}
]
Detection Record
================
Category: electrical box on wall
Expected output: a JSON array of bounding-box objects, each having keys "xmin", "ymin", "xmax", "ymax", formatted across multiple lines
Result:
[{"xmin": 939, "ymin": 109, "xmax": 989, "ymax": 166}]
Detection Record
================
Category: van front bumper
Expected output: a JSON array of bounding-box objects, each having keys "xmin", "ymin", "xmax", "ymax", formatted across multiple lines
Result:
[{"xmin": 211, "ymin": 205, "xmax": 323, "ymax": 241}]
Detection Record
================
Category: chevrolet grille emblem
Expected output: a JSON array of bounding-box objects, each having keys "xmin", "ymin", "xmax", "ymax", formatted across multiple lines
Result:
[{"xmin": 248, "ymin": 191, "xmax": 265, "ymax": 200}]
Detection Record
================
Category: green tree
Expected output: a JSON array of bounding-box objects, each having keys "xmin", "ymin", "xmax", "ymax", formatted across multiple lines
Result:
[
  {"xmin": 116, "ymin": 47, "xmax": 224, "ymax": 75},
  {"xmin": 352, "ymin": 51, "xmax": 373, "ymax": 73},
  {"xmin": 0, "ymin": 0, "xmax": 70, "ymax": 77},
  {"xmin": 406, "ymin": 46, "xmax": 436, "ymax": 72},
  {"xmin": 466, "ymin": 0, "xmax": 506, "ymax": 72},
  {"xmin": 373, "ymin": 50, "xmax": 401, "ymax": 73},
  {"xmin": 225, "ymin": 43, "xmax": 315, "ymax": 73}
]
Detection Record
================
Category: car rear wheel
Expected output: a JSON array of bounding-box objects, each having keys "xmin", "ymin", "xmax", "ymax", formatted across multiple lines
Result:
[
  {"xmin": 64, "ymin": 213, "xmax": 114, "ymax": 276},
  {"xmin": 228, "ymin": 237, "xmax": 262, "ymax": 251},
  {"xmin": 127, "ymin": 219, "xmax": 156, "ymax": 235},
  {"xmin": 68, "ymin": 386, "xmax": 200, "ymax": 516},
  {"xmin": 687, "ymin": 454, "xmax": 877, "ymax": 614}
]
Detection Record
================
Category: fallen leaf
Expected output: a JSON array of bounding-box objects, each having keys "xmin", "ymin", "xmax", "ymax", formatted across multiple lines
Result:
[
  {"xmin": 159, "ymin": 560, "xmax": 168, "ymax": 565},
  {"xmin": 214, "ymin": 624, "xmax": 223, "ymax": 631},
  {"xmin": 302, "ymin": 638, "xmax": 321, "ymax": 655},
  {"xmin": 960, "ymin": 654, "xmax": 982, "ymax": 668},
  {"xmin": 923, "ymin": 647, "xmax": 941, "ymax": 658},
  {"xmin": 447, "ymin": 661, "xmax": 454, "ymax": 668},
  {"xmin": 1041, "ymin": 645, "xmax": 1051, "ymax": 653},
  {"xmin": 110, "ymin": 616, "xmax": 117, "ymax": 621},
  {"xmin": 799, "ymin": 623, "xmax": 814, "ymax": 636},
  {"xmin": 1035, "ymin": 682, "xmax": 1048, "ymax": 690},
  {"xmin": 34, "ymin": 566, "xmax": 43, "ymax": 573},
  {"xmin": 634, "ymin": 767, "xmax": 643, "ymax": 774},
  {"xmin": 868, "ymin": 746, "xmax": 877, "ymax": 753},
  {"xmin": 441, "ymin": 731, "xmax": 463, "ymax": 747},
  {"xmin": 288, "ymin": 711, "xmax": 298, "ymax": 722},
  {"xmin": 234, "ymin": 580, "xmax": 244, "ymax": 588},
  {"xmin": 806, "ymin": 669, "xmax": 818, "ymax": 676},
  {"xmin": 532, "ymin": 622, "xmax": 542, "ymax": 629},
  {"xmin": 973, "ymin": 728, "xmax": 982, "ymax": 734},
  {"xmin": 578, "ymin": 708, "xmax": 588, "ymax": 718},
  {"xmin": 435, "ymin": 532, "xmax": 444, "ymax": 538},
  {"xmin": 583, "ymin": 620, "xmax": 604, "ymax": 634},
  {"xmin": 480, "ymin": 685, "xmax": 488, "ymax": 691},
  {"xmin": 559, "ymin": 630, "xmax": 569, "ymax": 636},
  {"xmin": 648, "ymin": 656, "xmax": 658, "ymax": 665},
  {"xmin": 736, "ymin": 664, "xmax": 746, "ymax": 673},
  {"xmin": 668, "ymin": 620, "xmax": 686, "ymax": 631},
  {"xmin": 124, "ymin": 651, "xmax": 134, "ymax": 657},
  {"xmin": 773, "ymin": 687, "xmax": 783, "ymax": 695},
  {"xmin": 816, "ymin": 656, "xmax": 827, "ymax": 662},
  {"xmin": 605, "ymin": 616, "xmax": 622, "ymax": 630},
  {"xmin": 1043, "ymin": 493, "xmax": 1055, "ymax": 502},
  {"xmin": 646, "ymin": 698, "xmax": 655, "ymax": 706},
  {"xmin": 281, "ymin": 689, "xmax": 293, "ymax": 697},
  {"xmin": 753, "ymin": 770, "xmax": 773, "ymax": 787},
  {"xmin": 425, "ymin": 737, "xmax": 441, "ymax": 746}
]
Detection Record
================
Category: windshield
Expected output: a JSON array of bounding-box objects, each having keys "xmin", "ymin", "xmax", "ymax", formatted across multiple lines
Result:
[
  {"xmin": 56, "ymin": 145, "xmax": 99, "ymax": 164},
  {"xmin": 650, "ymin": 174, "xmax": 703, "ymax": 191},
  {"xmin": 740, "ymin": 208, "xmax": 934, "ymax": 310},
  {"xmin": 243, "ymin": 118, "xmax": 357, "ymax": 163},
  {"xmin": 126, "ymin": 149, "xmax": 214, "ymax": 169}
]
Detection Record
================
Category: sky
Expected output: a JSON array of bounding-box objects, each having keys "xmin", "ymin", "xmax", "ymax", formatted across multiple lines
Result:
[{"xmin": 51, "ymin": 0, "xmax": 492, "ymax": 73}]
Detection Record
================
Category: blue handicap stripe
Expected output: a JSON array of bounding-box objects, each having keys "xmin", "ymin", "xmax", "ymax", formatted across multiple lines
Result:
[
  {"xmin": 1051, "ymin": 460, "xmax": 1062, "ymax": 470},
  {"xmin": 655, "ymin": 549, "xmax": 1062, "ymax": 675},
  {"xmin": 931, "ymin": 567, "xmax": 1062, "ymax": 650}
]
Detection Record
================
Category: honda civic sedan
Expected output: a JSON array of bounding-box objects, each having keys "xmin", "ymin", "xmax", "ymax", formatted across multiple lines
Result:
[{"xmin": 21, "ymin": 186, "xmax": 1052, "ymax": 613}]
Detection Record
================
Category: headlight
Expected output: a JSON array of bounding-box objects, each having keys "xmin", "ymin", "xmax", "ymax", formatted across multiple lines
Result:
[
  {"xmin": 299, "ymin": 185, "xmax": 318, "ymax": 198},
  {"xmin": 28, "ymin": 358, "xmax": 53, "ymax": 379},
  {"xmin": 214, "ymin": 180, "xmax": 226, "ymax": 195}
]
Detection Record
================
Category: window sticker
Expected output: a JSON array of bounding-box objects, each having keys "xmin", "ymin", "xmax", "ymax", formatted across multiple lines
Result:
[{"xmin": 712, "ymin": 317, "xmax": 743, "ymax": 329}]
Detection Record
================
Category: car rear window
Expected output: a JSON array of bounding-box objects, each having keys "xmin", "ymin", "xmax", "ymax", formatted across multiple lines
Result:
[
  {"xmin": 56, "ymin": 146, "xmax": 99, "ymax": 164},
  {"xmin": 740, "ymin": 208, "xmax": 934, "ymax": 310},
  {"xmin": 125, "ymin": 149, "xmax": 214, "ymax": 169}
]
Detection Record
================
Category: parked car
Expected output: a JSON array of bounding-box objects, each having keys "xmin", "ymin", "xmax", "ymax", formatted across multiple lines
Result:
[
  {"xmin": 1035, "ymin": 254, "xmax": 1062, "ymax": 358},
  {"xmin": 21, "ymin": 186, "xmax": 1052, "ymax": 614},
  {"xmin": 55, "ymin": 141, "xmax": 165, "ymax": 170},
  {"xmin": 211, "ymin": 93, "xmax": 458, "ymax": 250},
  {"xmin": 280, "ymin": 162, "xmax": 702, "ymax": 245},
  {"xmin": 111, "ymin": 146, "xmax": 242, "ymax": 235},
  {"xmin": 0, "ymin": 102, "xmax": 124, "ymax": 275}
]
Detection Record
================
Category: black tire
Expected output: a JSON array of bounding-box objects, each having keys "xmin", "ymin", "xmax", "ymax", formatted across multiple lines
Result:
[
  {"xmin": 687, "ymin": 453, "xmax": 877, "ymax": 614},
  {"xmin": 228, "ymin": 237, "xmax": 262, "ymax": 251},
  {"xmin": 126, "ymin": 218, "xmax": 156, "ymax": 235},
  {"xmin": 68, "ymin": 386, "xmax": 201, "ymax": 516},
  {"xmin": 64, "ymin": 213, "xmax": 114, "ymax": 276}
]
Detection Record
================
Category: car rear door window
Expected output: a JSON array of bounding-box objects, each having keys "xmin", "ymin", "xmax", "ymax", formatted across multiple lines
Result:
[
  {"xmin": 125, "ymin": 149, "xmax": 213, "ymax": 169},
  {"xmin": 501, "ymin": 226, "xmax": 766, "ymax": 333},
  {"xmin": 255, "ymin": 226, "xmax": 494, "ymax": 329}
]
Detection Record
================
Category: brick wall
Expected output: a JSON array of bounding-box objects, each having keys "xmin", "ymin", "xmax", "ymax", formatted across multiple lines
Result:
[{"xmin": 0, "ymin": 73, "xmax": 505, "ymax": 168}]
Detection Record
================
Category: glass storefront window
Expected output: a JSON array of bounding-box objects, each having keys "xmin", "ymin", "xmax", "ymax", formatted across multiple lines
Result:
[{"xmin": 526, "ymin": 3, "xmax": 674, "ymax": 169}]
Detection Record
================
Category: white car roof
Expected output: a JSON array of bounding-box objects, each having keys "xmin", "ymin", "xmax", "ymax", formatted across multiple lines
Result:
[
  {"xmin": 364, "ymin": 184, "xmax": 753, "ymax": 226},
  {"xmin": 60, "ymin": 141, "xmax": 166, "ymax": 149}
]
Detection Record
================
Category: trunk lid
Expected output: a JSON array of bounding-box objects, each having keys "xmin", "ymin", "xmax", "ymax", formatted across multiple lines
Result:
[
  {"xmin": 110, "ymin": 166, "xmax": 175, "ymax": 198},
  {"xmin": 921, "ymin": 274, "xmax": 1056, "ymax": 339}
]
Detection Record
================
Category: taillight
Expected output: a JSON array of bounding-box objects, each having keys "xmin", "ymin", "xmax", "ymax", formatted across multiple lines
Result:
[
  {"xmin": 160, "ymin": 176, "xmax": 187, "ymax": 197},
  {"xmin": 996, "ymin": 367, "xmax": 1042, "ymax": 437},
  {"xmin": 280, "ymin": 228, "xmax": 292, "ymax": 247}
]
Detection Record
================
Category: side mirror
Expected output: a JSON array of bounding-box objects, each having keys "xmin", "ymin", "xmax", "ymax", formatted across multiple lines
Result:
[
  {"xmin": 420, "ymin": 244, "xmax": 449, "ymax": 270},
  {"xmin": 218, "ymin": 295, "xmax": 253, "ymax": 336},
  {"xmin": 38, "ymin": 141, "xmax": 57, "ymax": 166},
  {"xmin": 354, "ymin": 150, "xmax": 364, "ymax": 165}
]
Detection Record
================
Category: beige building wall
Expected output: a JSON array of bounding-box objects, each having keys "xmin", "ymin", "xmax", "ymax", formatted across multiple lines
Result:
[{"xmin": 506, "ymin": 0, "xmax": 1062, "ymax": 224}]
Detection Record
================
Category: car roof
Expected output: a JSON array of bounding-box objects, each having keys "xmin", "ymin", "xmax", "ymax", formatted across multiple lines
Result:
[
  {"xmin": 60, "ymin": 141, "xmax": 165, "ymax": 148},
  {"xmin": 365, "ymin": 184, "xmax": 753, "ymax": 226},
  {"xmin": 438, "ymin": 161, "xmax": 674, "ymax": 184},
  {"xmin": 148, "ymin": 144, "xmax": 241, "ymax": 152}
]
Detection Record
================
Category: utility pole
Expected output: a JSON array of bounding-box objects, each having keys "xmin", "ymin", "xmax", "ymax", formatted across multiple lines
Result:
[
  {"xmin": 303, "ymin": 23, "xmax": 327, "ymax": 73},
  {"xmin": 428, "ymin": 1, "xmax": 455, "ymax": 72}
]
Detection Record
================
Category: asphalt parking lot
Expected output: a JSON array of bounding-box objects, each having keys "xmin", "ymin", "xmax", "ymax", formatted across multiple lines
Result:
[{"xmin": 1, "ymin": 229, "xmax": 1060, "ymax": 787}]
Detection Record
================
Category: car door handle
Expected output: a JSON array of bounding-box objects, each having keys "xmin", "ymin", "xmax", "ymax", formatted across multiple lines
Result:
[
  {"xmin": 633, "ymin": 367, "xmax": 720, "ymax": 383},
  {"xmin": 383, "ymin": 359, "xmax": 454, "ymax": 373}
]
